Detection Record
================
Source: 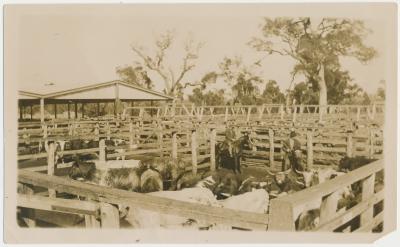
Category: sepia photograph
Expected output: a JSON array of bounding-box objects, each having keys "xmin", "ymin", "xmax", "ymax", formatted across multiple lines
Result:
[{"xmin": 3, "ymin": 2, "xmax": 397, "ymax": 244}]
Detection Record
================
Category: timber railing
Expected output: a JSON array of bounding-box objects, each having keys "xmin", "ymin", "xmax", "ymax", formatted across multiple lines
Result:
[
  {"xmin": 17, "ymin": 158, "xmax": 383, "ymax": 231},
  {"xmin": 120, "ymin": 104, "xmax": 384, "ymax": 123},
  {"xmin": 18, "ymin": 119, "xmax": 383, "ymax": 174},
  {"xmin": 18, "ymin": 125, "xmax": 218, "ymax": 176},
  {"xmin": 268, "ymin": 159, "xmax": 384, "ymax": 232},
  {"xmin": 17, "ymin": 169, "xmax": 269, "ymax": 229},
  {"xmin": 19, "ymin": 103, "xmax": 384, "ymax": 128}
]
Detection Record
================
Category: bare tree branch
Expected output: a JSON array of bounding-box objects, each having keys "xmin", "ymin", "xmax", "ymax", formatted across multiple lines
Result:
[{"xmin": 130, "ymin": 45, "xmax": 169, "ymax": 83}]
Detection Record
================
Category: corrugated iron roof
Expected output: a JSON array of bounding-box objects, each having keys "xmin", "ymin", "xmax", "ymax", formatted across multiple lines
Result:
[{"xmin": 18, "ymin": 80, "xmax": 174, "ymax": 100}]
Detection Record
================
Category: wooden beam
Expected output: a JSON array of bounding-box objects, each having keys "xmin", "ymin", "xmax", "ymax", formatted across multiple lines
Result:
[
  {"xmin": 54, "ymin": 103, "xmax": 57, "ymax": 119},
  {"xmin": 269, "ymin": 129, "xmax": 274, "ymax": 167},
  {"xmin": 74, "ymin": 102, "xmax": 78, "ymax": 119},
  {"xmin": 360, "ymin": 174, "xmax": 376, "ymax": 229},
  {"xmin": 19, "ymin": 104, "xmax": 23, "ymax": 120},
  {"xmin": 82, "ymin": 103, "xmax": 85, "ymax": 118},
  {"xmin": 40, "ymin": 98, "xmax": 45, "ymax": 123},
  {"xmin": 191, "ymin": 130, "xmax": 198, "ymax": 175},
  {"xmin": 114, "ymin": 83, "xmax": 119, "ymax": 117},
  {"xmin": 172, "ymin": 131, "xmax": 178, "ymax": 160},
  {"xmin": 210, "ymin": 128, "xmax": 216, "ymax": 171},
  {"xmin": 17, "ymin": 194, "xmax": 99, "ymax": 216},
  {"xmin": 67, "ymin": 103, "xmax": 71, "ymax": 119},
  {"xmin": 99, "ymin": 203, "xmax": 120, "ymax": 228},
  {"xmin": 18, "ymin": 183, "xmax": 36, "ymax": 227},
  {"xmin": 18, "ymin": 170, "xmax": 269, "ymax": 230},
  {"xmin": 47, "ymin": 143, "xmax": 56, "ymax": 198},
  {"xmin": 269, "ymin": 160, "xmax": 383, "ymax": 209}
]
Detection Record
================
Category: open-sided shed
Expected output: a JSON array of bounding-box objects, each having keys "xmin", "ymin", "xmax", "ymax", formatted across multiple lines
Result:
[{"xmin": 18, "ymin": 80, "xmax": 174, "ymax": 122}]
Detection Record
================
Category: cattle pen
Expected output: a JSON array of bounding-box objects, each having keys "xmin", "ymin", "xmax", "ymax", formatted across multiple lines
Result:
[{"xmin": 16, "ymin": 103, "xmax": 385, "ymax": 232}]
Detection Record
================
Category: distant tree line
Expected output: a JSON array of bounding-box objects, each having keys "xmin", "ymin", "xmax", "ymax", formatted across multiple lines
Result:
[{"xmin": 115, "ymin": 17, "xmax": 384, "ymax": 107}]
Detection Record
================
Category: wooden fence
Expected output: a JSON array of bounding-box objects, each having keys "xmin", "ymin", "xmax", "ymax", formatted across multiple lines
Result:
[
  {"xmin": 120, "ymin": 104, "xmax": 384, "ymax": 123},
  {"xmin": 18, "ymin": 118, "xmax": 383, "ymax": 175},
  {"xmin": 17, "ymin": 159, "xmax": 383, "ymax": 232},
  {"xmin": 268, "ymin": 159, "xmax": 384, "ymax": 232},
  {"xmin": 18, "ymin": 103, "xmax": 384, "ymax": 128},
  {"xmin": 17, "ymin": 169, "xmax": 268, "ymax": 230}
]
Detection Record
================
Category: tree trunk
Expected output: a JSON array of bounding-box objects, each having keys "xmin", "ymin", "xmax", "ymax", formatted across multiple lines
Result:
[{"xmin": 318, "ymin": 64, "xmax": 327, "ymax": 114}]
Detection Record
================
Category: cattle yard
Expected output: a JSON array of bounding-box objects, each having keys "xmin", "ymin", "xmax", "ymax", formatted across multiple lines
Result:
[{"xmin": 16, "ymin": 104, "xmax": 385, "ymax": 232}]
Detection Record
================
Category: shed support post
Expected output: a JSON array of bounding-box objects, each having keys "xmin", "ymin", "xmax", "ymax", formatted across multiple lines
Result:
[
  {"xmin": 67, "ymin": 103, "xmax": 71, "ymax": 119},
  {"xmin": 151, "ymin": 101, "xmax": 154, "ymax": 117},
  {"xmin": 114, "ymin": 82, "xmax": 119, "ymax": 118},
  {"xmin": 40, "ymin": 98, "xmax": 45, "ymax": 123},
  {"xmin": 30, "ymin": 105, "xmax": 33, "ymax": 120},
  {"xmin": 74, "ymin": 102, "xmax": 78, "ymax": 119},
  {"xmin": 19, "ymin": 104, "xmax": 23, "ymax": 120},
  {"xmin": 54, "ymin": 103, "xmax": 57, "ymax": 119},
  {"xmin": 82, "ymin": 103, "xmax": 85, "ymax": 118}
]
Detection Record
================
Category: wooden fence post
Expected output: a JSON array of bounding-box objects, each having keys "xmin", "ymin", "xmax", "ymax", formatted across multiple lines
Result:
[
  {"xmin": 280, "ymin": 104, "xmax": 284, "ymax": 120},
  {"xmin": 191, "ymin": 130, "xmax": 198, "ymax": 175},
  {"xmin": 268, "ymin": 199, "xmax": 295, "ymax": 231},
  {"xmin": 172, "ymin": 131, "xmax": 178, "ymax": 160},
  {"xmin": 371, "ymin": 103, "xmax": 376, "ymax": 120},
  {"xmin": 259, "ymin": 105, "xmax": 265, "ymax": 120},
  {"xmin": 347, "ymin": 130, "xmax": 353, "ymax": 158},
  {"xmin": 18, "ymin": 183, "xmax": 36, "ymax": 227},
  {"xmin": 47, "ymin": 142, "xmax": 56, "ymax": 198},
  {"xmin": 129, "ymin": 122, "xmax": 134, "ymax": 147},
  {"xmin": 85, "ymin": 214, "xmax": 101, "ymax": 228},
  {"xmin": 292, "ymin": 106, "xmax": 297, "ymax": 123},
  {"xmin": 319, "ymin": 105, "xmax": 324, "ymax": 122},
  {"xmin": 210, "ymin": 128, "xmax": 216, "ymax": 171},
  {"xmin": 100, "ymin": 203, "xmax": 120, "ymax": 228},
  {"xmin": 43, "ymin": 124, "xmax": 48, "ymax": 139},
  {"xmin": 369, "ymin": 128, "xmax": 375, "ymax": 159},
  {"xmin": 269, "ymin": 129, "xmax": 274, "ymax": 167},
  {"xmin": 99, "ymin": 139, "xmax": 106, "ymax": 162},
  {"xmin": 246, "ymin": 106, "xmax": 251, "ymax": 123},
  {"xmin": 306, "ymin": 130, "xmax": 313, "ymax": 170},
  {"xmin": 68, "ymin": 124, "xmax": 73, "ymax": 136},
  {"xmin": 359, "ymin": 173, "xmax": 376, "ymax": 231},
  {"xmin": 158, "ymin": 128, "xmax": 163, "ymax": 158},
  {"xmin": 139, "ymin": 108, "xmax": 144, "ymax": 126},
  {"xmin": 319, "ymin": 191, "xmax": 340, "ymax": 225},
  {"xmin": 94, "ymin": 124, "xmax": 100, "ymax": 141},
  {"xmin": 356, "ymin": 106, "xmax": 361, "ymax": 122},
  {"xmin": 106, "ymin": 122, "xmax": 111, "ymax": 140},
  {"xmin": 224, "ymin": 107, "xmax": 229, "ymax": 122}
]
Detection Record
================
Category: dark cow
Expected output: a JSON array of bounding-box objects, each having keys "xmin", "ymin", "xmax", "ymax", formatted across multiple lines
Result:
[{"xmin": 339, "ymin": 156, "xmax": 378, "ymax": 172}]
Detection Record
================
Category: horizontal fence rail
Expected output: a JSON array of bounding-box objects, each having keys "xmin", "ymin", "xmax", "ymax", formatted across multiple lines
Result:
[
  {"xmin": 268, "ymin": 159, "xmax": 384, "ymax": 232},
  {"xmin": 18, "ymin": 170, "xmax": 269, "ymax": 230}
]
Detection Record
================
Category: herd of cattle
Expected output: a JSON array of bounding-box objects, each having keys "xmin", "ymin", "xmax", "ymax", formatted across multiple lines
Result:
[
  {"xmin": 18, "ymin": 128, "xmax": 383, "ymax": 231},
  {"xmin": 63, "ymin": 148, "xmax": 381, "ymax": 231}
]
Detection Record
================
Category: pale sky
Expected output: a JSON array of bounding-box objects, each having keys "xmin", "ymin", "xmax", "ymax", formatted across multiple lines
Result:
[{"xmin": 8, "ymin": 4, "xmax": 388, "ymax": 98}]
